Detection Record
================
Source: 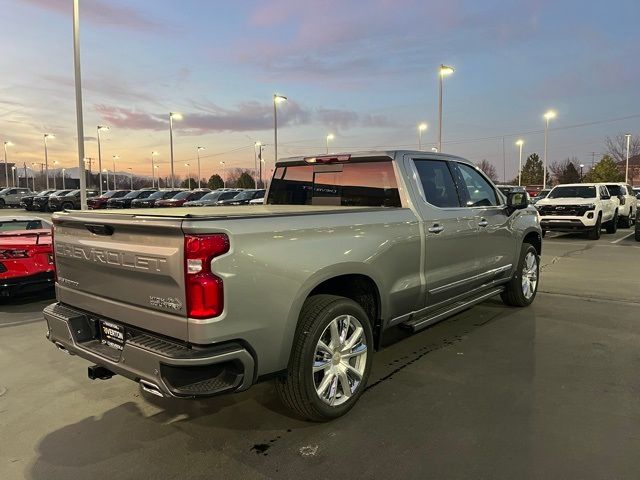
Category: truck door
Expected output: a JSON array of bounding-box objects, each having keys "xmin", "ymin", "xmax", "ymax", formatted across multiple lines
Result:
[
  {"xmin": 450, "ymin": 162, "xmax": 516, "ymax": 284},
  {"xmin": 404, "ymin": 156, "xmax": 484, "ymax": 306}
]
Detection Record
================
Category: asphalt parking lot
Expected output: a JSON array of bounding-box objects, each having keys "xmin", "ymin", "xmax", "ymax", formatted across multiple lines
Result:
[{"xmin": 1, "ymin": 211, "xmax": 639, "ymax": 479}]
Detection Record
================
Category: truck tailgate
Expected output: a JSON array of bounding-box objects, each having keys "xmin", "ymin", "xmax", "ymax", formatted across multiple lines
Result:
[{"xmin": 53, "ymin": 211, "xmax": 189, "ymax": 341}]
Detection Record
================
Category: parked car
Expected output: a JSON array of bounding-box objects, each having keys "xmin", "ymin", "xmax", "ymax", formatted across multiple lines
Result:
[
  {"xmin": 183, "ymin": 190, "xmax": 241, "ymax": 207},
  {"xmin": 33, "ymin": 190, "xmax": 74, "ymax": 212},
  {"xmin": 20, "ymin": 190, "xmax": 56, "ymax": 211},
  {"xmin": 216, "ymin": 189, "xmax": 266, "ymax": 206},
  {"xmin": 249, "ymin": 197, "xmax": 265, "ymax": 204},
  {"xmin": 46, "ymin": 150, "xmax": 540, "ymax": 421},
  {"xmin": 0, "ymin": 228, "xmax": 54, "ymax": 297},
  {"xmin": 536, "ymin": 183, "xmax": 618, "ymax": 239},
  {"xmin": 48, "ymin": 189, "xmax": 100, "ymax": 211},
  {"xmin": 604, "ymin": 183, "xmax": 636, "ymax": 227},
  {"xmin": 531, "ymin": 188, "xmax": 551, "ymax": 204},
  {"xmin": 106, "ymin": 189, "xmax": 157, "ymax": 209},
  {"xmin": 155, "ymin": 189, "xmax": 211, "ymax": 207},
  {"xmin": 130, "ymin": 189, "xmax": 184, "ymax": 208},
  {"xmin": 0, "ymin": 187, "xmax": 33, "ymax": 208},
  {"xmin": 87, "ymin": 190, "xmax": 131, "ymax": 210},
  {"xmin": 0, "ymin": 216, "xmax": 52, "ymax": 232}
]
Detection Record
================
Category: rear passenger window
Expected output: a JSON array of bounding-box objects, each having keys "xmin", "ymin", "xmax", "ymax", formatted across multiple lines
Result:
[
  {"xmin": 455, "ymin": 163, "xmax": 498, "ymax": 207},
  {"xmin": 413, "ymin": 160, "xmax": 460, "ymax": 208}
]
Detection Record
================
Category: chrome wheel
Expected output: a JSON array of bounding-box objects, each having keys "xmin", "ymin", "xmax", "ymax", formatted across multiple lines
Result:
[
  {"xmin": 521, "ymin": 252, "xmax": 538, "ymax": 299},
  {"xmin": 313, "ymin": 314, "xmax": 368, "ymax": 406}
]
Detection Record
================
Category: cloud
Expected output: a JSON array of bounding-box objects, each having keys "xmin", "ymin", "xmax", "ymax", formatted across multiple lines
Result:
[
  {"xmin": 95, "ymin": 101, "xmax": 395, "ymax": 133},
  {"xmin": 23, "ymin": 0, "xmax": 163, "ymax": 32}
]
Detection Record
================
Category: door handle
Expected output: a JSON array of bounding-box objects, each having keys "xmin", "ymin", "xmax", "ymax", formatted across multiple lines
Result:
[
  {"xmin": 428, "ymin": 224, "xmax": 444, "ymax": 234},
  {"xmin": 478, "ymin": 219, "xmax": 489, "ymax": 227}
]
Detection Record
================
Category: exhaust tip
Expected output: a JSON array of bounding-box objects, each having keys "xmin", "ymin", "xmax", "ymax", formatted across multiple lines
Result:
[
  {"xmin": 139, "ymin": 380, "xmax": 165, "ymax": 398},
  {"xmin": 54, "ymin": 342, "xmax": 73, "ymax": 355}
]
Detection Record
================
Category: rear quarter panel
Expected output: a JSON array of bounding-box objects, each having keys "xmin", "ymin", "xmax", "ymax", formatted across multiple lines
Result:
[{"xmin": 183, "ymin": 208, "xmax": 421, "ymax": 375}]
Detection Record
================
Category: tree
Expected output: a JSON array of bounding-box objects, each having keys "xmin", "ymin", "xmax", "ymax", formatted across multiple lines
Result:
[
  {"xmin": 550, "ymin": 158, "xmax": 581, "ymax": 184},
  {"xmin": 605, "ymin": 134, "xmax": 640, "ymax": 164},
  {"xmin": 207, "ymin": 174, "xmax": 224, "ymax": 190},
  {"xmin": 584, "ymin": 155, "xmax": 624, "ymax": 182},
  {"xmin": 180, "ymin": 177, "xmax": 198, "ymax": 189},
  {"xmin": 476, "ymin": 160, "xmax": 498, "ymax": 182},
  {"xmin": 236, "ymin": 171, "xmax": 256, "ymax": 189},
  {"xmin": 520, "ymin": 153, "xmax": 544, "ymax": 185}
]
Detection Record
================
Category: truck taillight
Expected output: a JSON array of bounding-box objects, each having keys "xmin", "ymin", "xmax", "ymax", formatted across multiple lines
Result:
[{"xmin": 184, "ymin": 234, "xmax": 230, "ymax": 319}]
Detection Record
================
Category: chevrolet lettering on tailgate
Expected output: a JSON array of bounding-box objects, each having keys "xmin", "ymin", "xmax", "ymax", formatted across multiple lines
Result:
[{"xmin": 55, "ymin": 242, "xmax": 168, "ymax": 272}]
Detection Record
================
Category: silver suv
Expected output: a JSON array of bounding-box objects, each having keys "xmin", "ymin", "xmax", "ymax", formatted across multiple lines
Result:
[{"xmin": 0, "ymin": 187, "xmax": 33, "ymax": 208}]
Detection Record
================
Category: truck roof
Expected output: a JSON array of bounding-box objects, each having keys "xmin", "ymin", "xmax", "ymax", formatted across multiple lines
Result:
[{"xmin": 276, "ymin": 150, "xmax": 467, "ymax": 165}]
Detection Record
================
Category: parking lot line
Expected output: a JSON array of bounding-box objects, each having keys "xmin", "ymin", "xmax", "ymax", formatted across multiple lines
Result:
[{"xmin": 610, "ymin": 232, "xmax": 634, "ymax": 244}]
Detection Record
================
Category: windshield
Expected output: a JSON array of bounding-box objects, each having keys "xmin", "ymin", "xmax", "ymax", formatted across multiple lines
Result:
[
  {"xmin": 0, "ymin": 188, "xmax": 9, "ymax": 195},
  {"xmin": 267, "ymin": 160, "xmax": 401, "ymax": 207},
  {"xmin": 66, "ymin": 190, "xmax": 80, "ymax": 197},
  {"xmin": 605, "ymin": 185, "xmax": 623, "ymax": 196},
  {"xmin": 200, "ymin": 192, "xmax": 223, "ymax": 201},
  {"xmin": 0, "ymin": 219, "xmax": 52, "ymax": 231},
  {"xmin": 51, "ymin": 190, "xmax": 71, "ymax": 197},
  {"xmin": 548, "ymin": 186, "xmax": 596, "ymax": 199},
  {"xmin": 227, "ymin": 190, "xmax": 254, "ymax": 200},
  {"xmin": 99, "ymin": 190, "xmax": 120, "ymax": 198},
  {"xmin": 161, "ymin": 190, "xmax": 182, "ymax": 199},
  {"xmin": 171, "ymin": 191, "xmax": 192, "ymax": 200},
  {"xmin": 218, "ymin": 191, "xmax": 240, "ymax": 201}
]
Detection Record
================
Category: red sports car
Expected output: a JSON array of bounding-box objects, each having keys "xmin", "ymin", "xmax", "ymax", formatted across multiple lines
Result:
[{"xmin": 0, "ymin": 229, "xmax": 54, "ymax": 297}]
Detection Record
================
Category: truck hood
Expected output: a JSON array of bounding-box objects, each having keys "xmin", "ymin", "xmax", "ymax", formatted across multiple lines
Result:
[{"xmin": 536, "ymin": 197, "xmax": 597, "ymax": 206}]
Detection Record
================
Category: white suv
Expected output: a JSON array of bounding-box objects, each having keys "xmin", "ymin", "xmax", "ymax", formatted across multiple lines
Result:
[
  {"xmin": 0, "ymin": 187, "xmax": 33, "ymax": 208},
  {"xmin": 536, "ymin": 183, "xmax": 618, "ymax": 240},
  {"xmin": 604, "ymin": 183, "xmax": 636, "ymax": 228}
]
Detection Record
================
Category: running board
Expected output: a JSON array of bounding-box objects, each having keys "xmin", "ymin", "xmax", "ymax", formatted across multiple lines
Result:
[{"xmin": 401, "ymin": 287, "xmax": 505, "ymax": 332}]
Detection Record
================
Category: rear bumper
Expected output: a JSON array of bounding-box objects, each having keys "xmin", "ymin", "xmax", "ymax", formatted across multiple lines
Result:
[
  {"xmin": 0, "ymin": 271, "xmax": 55, "ymax": 296},
  {"xmin": 44, "ymin": 302, "xmax": 256, "ymax": 398}
]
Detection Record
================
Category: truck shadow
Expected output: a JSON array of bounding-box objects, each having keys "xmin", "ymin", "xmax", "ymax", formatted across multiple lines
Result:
[{"xmin": 29, "ymin": 299, "xmax": 536, "ymax": 479}]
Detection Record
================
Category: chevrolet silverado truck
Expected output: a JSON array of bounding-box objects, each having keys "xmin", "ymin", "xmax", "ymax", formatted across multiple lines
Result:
[
  {"xmin": 536, "ymin": 183, "xmax": 618, "ymax": 240},
  {"xmin": 44, "ymin": 151, "xmax": 541, "ymax": 421}
]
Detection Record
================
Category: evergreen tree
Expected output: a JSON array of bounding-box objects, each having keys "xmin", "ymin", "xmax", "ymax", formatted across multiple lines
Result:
[
  {"xmin": 207, "ymin": 174, "xmax": 224, "ymax": 190},
  {"xmin": 236, "ymin": 171, "xmax": 256, "ymax": 189},
  {"xmin": 584, "ymin": 155, "xmax": 624, "ymax": 182},
  {"xmin": 520, "ymin": 153, "xmax": 544, "ymax": 185}
]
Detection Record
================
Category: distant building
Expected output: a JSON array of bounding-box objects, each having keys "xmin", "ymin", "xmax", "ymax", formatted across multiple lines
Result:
[{"xmin": 617, "ymin": 155, "xmax": 640, "ymax": 186}]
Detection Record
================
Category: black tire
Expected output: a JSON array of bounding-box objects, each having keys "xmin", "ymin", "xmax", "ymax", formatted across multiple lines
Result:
[
  {"xmin": 61, "ymin": 202, "xmax": 74, "ymax": 211},
  {"xmin": 587, "ymin": 214, "xmax": 601, "ymax": 240},
  {"xmin": 276, "ymin": 294, "xmax": 374, "ymax": 422},
  {"xmin": 541, "ymin": 230, "xmax": 547, "ymax": 238},
  {"xmin": 0, "ymin": 199, "xmax": 5, "ymax": 208},
  {"xmin": 501, "ymin": 243, "xmax": 539, "ymax": 307},
  {"xmin": 605, "ymin": 211, "xmax": 618, "ymax": 234},
  {"xmin": 635, "ymin": 223, "xmax": 640, "ymax": 242},
  {"xmin": 619, "ymin": 215, "xmax": 631, "ymax": 228}
]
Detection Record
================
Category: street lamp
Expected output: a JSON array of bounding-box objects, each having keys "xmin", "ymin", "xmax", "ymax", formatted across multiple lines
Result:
[
  {"xmin": 96, "ymin": 125, "xmax": 109, "ymax": 194},
  {"xmin": 53, "ymin": 161, "xmax": 59, "ymax": 189},
  {"xmin": 128, "ymin": 167, "xmax": 133, "ymax": 189},
  {"xmin": 255, "ymin": 142, "xmax": 265, "ymax": 188},
  {"xmin": 196, "ymin": 146, "xmax": 205, "ymax": 188},
  {"xmin": 62, "ymin": 168, "xmax": 66, "ymax": 189},
  {"xmin": 579, "ymin": 163, "xmax": 585, "ymax": 182},
  {"xmin": 625, "ymin": 133, "xmax": 632, "ymax": 183},
  {"xmin": 220, "ymin": 161, "xmax": 226, "ymax": 188},
  {"xmin": 418, "ymin": 123, "xmax": 428, "ymax": 150},
  {"xmin": 326, "ymin": 134, "xmax": 334, "ymax": 154},
  {"xmin": 154, "ymin": 164, "xmax": 160, "ymax": 187},
  {"xmin": 43, "ymin": 133, "xmax": 54, "ymax": 189},
  {"xmin": 3, "ymin": 141, "xmax": 13, "ymax": 188},
  {"xmin": 438, "ymin": 64, "xmax": 455, "ymax": 152},
  {"xmin": 273, "ymin": 94, "xmax": 287, "ymax": 167},
  {"xmin": 185, "ymin": 163, "xmax": 191, "ymax": 189},
  {"xmin": 102, "ymin": 168, "xmax": 109, "ymax": 189},
  {"xmin": 11, "ymin": 166, "xmax": 16, "ymax": 188},
  {"xmin": 112, "ymin": 155, "xmax": 119, "ymax": 189},
  {"xmin": 151, "ymin": 151, "xmax": 159, "ymax": 188},
  {"xmin": 543, "ymin": 110, "xmax": 556, "ymax": 189},
  {"xmin": 515, "ymin": 139, "xmax": 524, "ymax": 186},
  {"xmin": 169, "ymin": 112, "xmax": 182, "ymax": 187},
  {"xmin": 31, "ymin": 163, "xmax": 37, "ymax": 191}
]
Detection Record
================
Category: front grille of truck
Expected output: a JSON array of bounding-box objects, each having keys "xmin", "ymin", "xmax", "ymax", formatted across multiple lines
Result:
[{"xmin": 539, "ymin": 205, "xmax": 589, "ymax": 216}]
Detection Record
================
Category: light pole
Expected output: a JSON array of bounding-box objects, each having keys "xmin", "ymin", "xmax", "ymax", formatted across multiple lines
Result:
[
  {"xmin": 169, "ymin": 112, "xmax": 182, "ymax": 187},
  {"xmin": 516, "ymin": 139, "xmax": 524, "ymax": 186},
  {"xmin": 112, "ymin": 155, "xmax": 119, "ymax": 189},
  {"xmin": 43, "ymin": 133, "xmax": 54, "ymax": 189},
  {"xmin": 543, "ymin": 110, "xmax": 556, "ymax": 189},
  {"xmin": 273, "ymin": 94, "xmax": 287, "ymax": 167},
  {"xmin": 151, "ymin": 151, "xmax": 158, "ymax": 188},
  {"xmin": 625, "ymin": 133, "xmax": 631, "ymax": 183},
  {"xmin": 220, "ymin": 161, "xmax": 226, "ymax": 188},
  {"xmin": 154, "ymin": 165, "xmax": 160, "ymax": 187},
  {"xmin": 52, "ymin": 161, "xmax": 59, "ymax": 189},
  {"xmin": 72, "ymin": 0, "xmax": 87, "ymax": 209},
  {"xmin": 128, "ymin": 168, "xmax": 133, "ymax": 189},
  {"xmin": 418, "ymin": 123, "xmax": 427, "ymax": 150},
  {"xmin": 196, "ymin": 146, "xmax": 205, "ymax": 188},
  {"xmin": 62, "ymin": 168, "xmax": 66, "ymax": 189},
  {"xmin": 11, "ymin": 166, "xmax": 16, "ymax": 187},
  {"xmin": 103, "ymin": 169, "xmax": 109, "ymax": 190},
  {"xmin": 438, "ymin": 64, "xmax": 455, "ymax": 153},
  {"xmin": 579, "ymin": 163, "xmax": 585, "ymax": 182},
  {"xmin": 31, "ymin": 163, "xmax": 37, "ymax": 191},
  {"xmin": 96, "ymin": 125, "xmax": 109, "ymax": 195},
  {"xmin": 185, "ymin": 163, "xmax": 191, "ymax": 189},
  {"xmin": 3, "ymin": 141, "xmax": 12, "ymax": 187},
  {"xmin": 326, "ymin": 134, "xmax": 334, "ymax": 154},
  {"xmin": 256, "ymin": 142, "xmax": 265, "ymax": 188}
]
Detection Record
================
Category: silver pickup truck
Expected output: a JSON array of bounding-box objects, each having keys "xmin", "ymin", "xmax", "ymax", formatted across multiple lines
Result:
[{"xmin": 45, "ymin": 151, "xmax": 541, "ymax": 421}]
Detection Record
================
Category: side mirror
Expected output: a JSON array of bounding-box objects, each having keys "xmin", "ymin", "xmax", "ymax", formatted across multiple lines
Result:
[{"xmin": 507, "ymin": 191, "xmax": 528, "ymax": 210}]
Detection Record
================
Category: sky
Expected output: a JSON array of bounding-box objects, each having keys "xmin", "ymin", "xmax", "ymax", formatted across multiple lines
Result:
[{"xmin": 1, "ymin": 0, "xmax": 639, "ymax": 183}]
